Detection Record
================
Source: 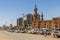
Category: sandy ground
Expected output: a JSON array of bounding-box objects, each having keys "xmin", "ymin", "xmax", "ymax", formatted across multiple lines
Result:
[{"xmin": 0, "ymin": 30, "xmax": 60, "ymax": 40}]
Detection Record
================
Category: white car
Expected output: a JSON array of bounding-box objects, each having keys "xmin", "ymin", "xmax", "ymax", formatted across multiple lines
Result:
[
  {"xmin": 15, "ymin": 29, "xmax": 20, "ymax": 33},
  {"xmin": 40, "ymin": 28, "xmax": 50, "ymax": 35},
  {"xmin": 51, "ymin": 28, "xmax": 60, "ymax": 38},
  {"xmin": 20, "ymin": 29, "xmax": 27, "ymax": 33},
  {"xmin": 7, "ymin": 29, "xmax": 15, "ymax": 32},
  {"xmin": 28, "ymin": 28, "xmax": 40, "ymax": 34},
  {"xmin": 7, "ymin": 29, "xmax": 12, "ymax": 32}
]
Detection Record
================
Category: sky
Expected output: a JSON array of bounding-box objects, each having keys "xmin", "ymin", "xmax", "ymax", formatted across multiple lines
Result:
[{"xmin": 0, "ymin": 0, "xmax": 60, "ymax": 26}]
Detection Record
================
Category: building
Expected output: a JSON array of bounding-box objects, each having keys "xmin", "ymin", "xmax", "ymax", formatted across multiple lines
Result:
[
  {"xmin": 22, "ymin": 14, "xmax": 33, "ymax": 27},
  {"xmin": 32, "ymin": 3, "xmax": 40, "ymax": 28},
  {"xmin": 17, "ymin": 17, "xmax": 23, "ymax": 29},
  {"xmin": 17, "ymin": 14, "xmax": 33, "ymax": 29},
  {"xmin": 17, "ymin": 3, "xmax": 60, "ymax": 30},
  {"xmin": 17, "ymin": 17, "xmax": 23, "ymax": 26},
  {"xmin": 32, "ymin": 3, "xmax": 60, "ymax": 29}
]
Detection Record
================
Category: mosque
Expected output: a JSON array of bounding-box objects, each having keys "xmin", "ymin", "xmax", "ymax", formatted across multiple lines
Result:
[{"xmin": 32, "ymin": 3, "xmax": 60, "ymax": 29}]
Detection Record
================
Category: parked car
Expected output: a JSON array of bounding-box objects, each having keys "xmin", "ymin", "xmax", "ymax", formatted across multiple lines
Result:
[
  {"xmin": 51, "ymin": 28, "xmax": 60, "ymax": 38},
  {"xmin": 7, "ymin": 29, "xmax": 12, "ymax": 32},
  {"xmin": 15, "ymin": 29, "xmax": 20, "ymax": 33},
  {"xmin": 28, "ymin": 28, "xmax": 40, "ymax": 34},
  {"xmin": 7, "ymin": 28, "xmax": 15, "ymax": 32},
  {"xmin": 20, "ymin": 29, "xmax": 27, "ymax": 33},
  {"xmin": 40, "ymin": 28, "xmax": 51, "ymax": 35},
  {"xmin": 11, "ymin": 29, "xmax": 15, "ymax": 32}
]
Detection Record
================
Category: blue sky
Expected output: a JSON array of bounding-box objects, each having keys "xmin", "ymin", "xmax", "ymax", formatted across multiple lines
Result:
[{"xmin": 0, "ymin": 0, "xmax": 60, "ymax": 26}]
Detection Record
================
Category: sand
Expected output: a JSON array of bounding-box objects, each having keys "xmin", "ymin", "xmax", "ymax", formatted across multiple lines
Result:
[{"xmin": 0, "ymin": 31, "xmax": 60, "ymax": 40}]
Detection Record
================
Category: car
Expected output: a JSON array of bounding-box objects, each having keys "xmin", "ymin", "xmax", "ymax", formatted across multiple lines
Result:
[
  {"xmin": 40, "ymin": 28, "xmax": 50, "ymax": 35},
  {"xmin": 15, "ymin": 29, "xmax": 20, "ymax": 33},
  {"xmin": 7, "ymin": 28, "xmax": 15, "ymax": 32},
  {"xmin": 7, "ymin": 29, "xmax": 12, "ymax": 32},
  {"xmin": 28, "ymin": 29, "xmax": 34, "ymax": 34},
  {"xmin": 11, "ymin": 29, "xmax": 15, "ymax": 32},
  {"xmin": 20, "ymin": 29, "xmax": 27, "ymax": 33},
  {"xmin": 51, "ymin": 28, "xmax": 60, "ymax": 38},
  {"xmin": 28, "ymin": 28, "xmax": 40, "ymax": 34}
]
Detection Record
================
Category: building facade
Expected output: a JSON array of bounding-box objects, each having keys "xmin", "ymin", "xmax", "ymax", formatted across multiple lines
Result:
[
  {"xmin": 17, "ymin": 3, "xmax": 60, "ymax": 29},
  {"xmin": 32, "ymin": 3, "xmax": 60, "ymax": 29},
  {"xmin": 17, "ymin": 17, "xmax": 23, "ymax": 26},
  {"xmin": 22, "ymin": 14, "xmax": 33, "ymax": 28}
]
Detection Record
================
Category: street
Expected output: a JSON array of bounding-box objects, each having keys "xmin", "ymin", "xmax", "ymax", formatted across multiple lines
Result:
[{"xmin": 0, "ymin": 30, "xmax": 60, "ymax": 40}]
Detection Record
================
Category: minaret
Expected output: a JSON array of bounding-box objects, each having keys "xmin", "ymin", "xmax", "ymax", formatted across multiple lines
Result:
[
  {"xmin": 33, "ymin": 2, "xmax": 38, "ymax": 20},
  {"xmin": 41, "ymin": 12, "xmax": 44, "ymax": 20},
  {"xmin": 34, "ymin": 2, "xmax": 37, "ymax": 14}
]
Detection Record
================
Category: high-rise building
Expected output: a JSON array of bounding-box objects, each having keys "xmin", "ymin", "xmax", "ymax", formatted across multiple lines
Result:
[
  {"xmin": 23, "ymin": 14, "xmax": 33, "ymax": 26},
  {"xmin": 17, "ymin": 17, "xmax": 23, "ymax": 26}
]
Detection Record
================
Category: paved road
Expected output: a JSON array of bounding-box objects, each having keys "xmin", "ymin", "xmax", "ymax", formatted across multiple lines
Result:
[{"xmin": 0, "ymin": 30, "xmax": 60, "ymax": 40}]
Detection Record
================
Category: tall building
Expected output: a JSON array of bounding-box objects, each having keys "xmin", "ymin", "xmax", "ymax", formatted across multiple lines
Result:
[
  {"xmin": 23, "ymin": 14, "xmax": 33, "ymax": 26},
  {"xmin": 32, "ymin": 2, "xmax": 40, "ymax": 28},
  {"xmin": 17, "ymin": 17, "xmax": 23, "ymax": 27}
]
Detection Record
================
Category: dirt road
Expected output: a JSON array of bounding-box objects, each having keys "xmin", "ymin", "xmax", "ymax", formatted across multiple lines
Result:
[{"xmin": 0, "ymin": 30, "xmax": 60, "ymax": 40}]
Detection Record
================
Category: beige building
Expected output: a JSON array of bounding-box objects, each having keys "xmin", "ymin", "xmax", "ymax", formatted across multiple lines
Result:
[{"xmin": 32, "ymin": 3, "xmax": 60, "ymax": 29}]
